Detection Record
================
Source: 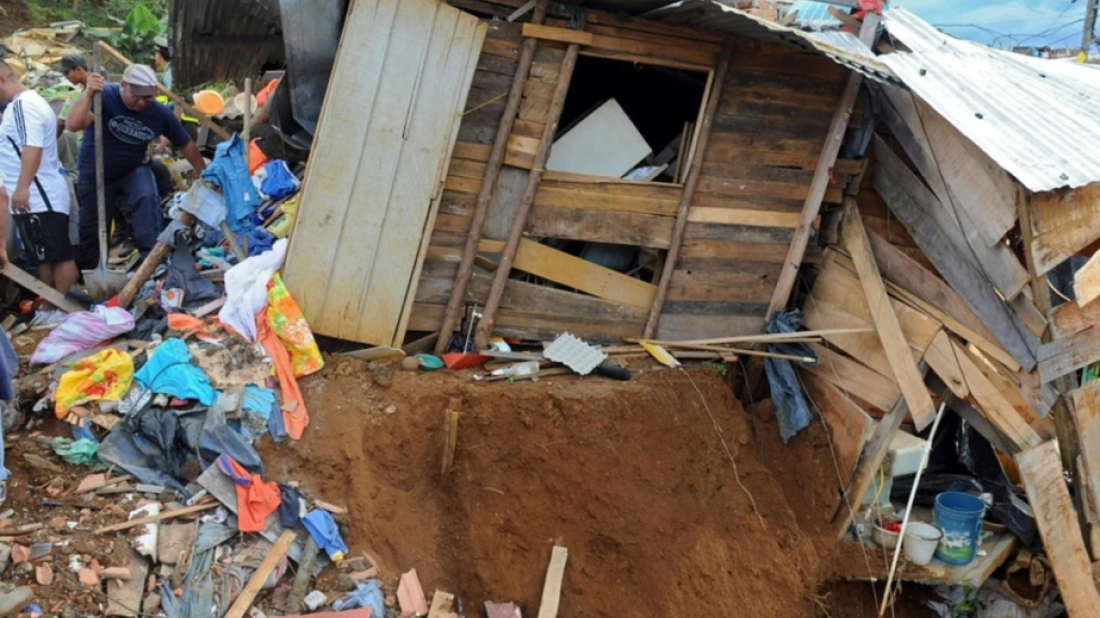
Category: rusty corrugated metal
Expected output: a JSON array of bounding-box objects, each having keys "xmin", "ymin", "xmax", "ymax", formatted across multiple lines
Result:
[{"xmin": 169, "ymin": 0, "xmax": 284, "ymax": 89}]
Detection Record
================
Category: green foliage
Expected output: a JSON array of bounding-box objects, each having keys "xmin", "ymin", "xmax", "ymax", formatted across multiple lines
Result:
[
  {"xmin": 22, "ymin": 0, "xmax": 167, "ymax": 34},
  {"xmin": 106, "ymin": 2, "xmax": 164, "ymax": 64},
  {"xmin": 704, "ymin": 361, "xmax": 729, "ymax": 377}
]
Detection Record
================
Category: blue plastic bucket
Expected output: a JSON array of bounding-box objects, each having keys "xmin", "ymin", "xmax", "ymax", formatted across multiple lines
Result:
[{"xmin": 933, "ymin": 492, "xmax": 987, "ymax": 566}]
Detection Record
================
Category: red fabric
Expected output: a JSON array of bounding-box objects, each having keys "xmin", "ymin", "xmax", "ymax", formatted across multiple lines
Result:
[
  {"xmin": 219, "ymin": 455, "xmax": 281, "ymax": 532},
  {"xmin": 257, "ymin": 309, "xmax": 309, "ymax": 440}
]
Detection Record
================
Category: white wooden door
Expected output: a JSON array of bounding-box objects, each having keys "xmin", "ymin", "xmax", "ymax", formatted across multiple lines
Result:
[{"xmin": 284, "ymin": 0, "xmax": 486, "ymax": 345}]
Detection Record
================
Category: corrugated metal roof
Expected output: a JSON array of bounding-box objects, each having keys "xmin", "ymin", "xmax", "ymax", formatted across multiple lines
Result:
[
  {"xmin": 881, "ymin": 8, "xmax": 1100, "ymax": 192},
  {"xmin": 648, "ymin": 0, "xmax": 896, "ymax": 82}
]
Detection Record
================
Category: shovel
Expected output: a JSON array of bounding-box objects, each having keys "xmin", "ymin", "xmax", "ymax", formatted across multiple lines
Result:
[{"xmin": 81, "ymin": 44, "xmax": 129, "ymax": 302}]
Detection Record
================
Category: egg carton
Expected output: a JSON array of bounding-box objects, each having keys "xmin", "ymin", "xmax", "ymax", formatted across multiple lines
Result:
[{"xmin": 543, "ymin": 332, "xmax": 607, "ymax": 376}]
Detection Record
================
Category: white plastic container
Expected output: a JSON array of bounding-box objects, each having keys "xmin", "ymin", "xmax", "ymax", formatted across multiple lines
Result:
[{"xmin": 904, "ymin": 522, "xmax": 943, "ymax": 566}]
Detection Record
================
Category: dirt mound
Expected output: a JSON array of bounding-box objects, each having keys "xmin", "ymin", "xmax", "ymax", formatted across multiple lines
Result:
[{"xmin": 260, "ymin": 355, "xmax": 862, "ymax": 617}]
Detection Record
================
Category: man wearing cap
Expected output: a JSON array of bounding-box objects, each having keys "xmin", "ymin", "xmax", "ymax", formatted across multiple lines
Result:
[
  {"xmin": 153, "ymin": 36, "xmax": 173, "ymax": 92},
  {"xmin": 57, "ymin": 54, "xmax": 89, "ymax": 130},
  {"xmin": 0, "ymin": 61, "xmax": 79, "ymax": 329},
  {"xmin": 65, "ymin": 64, "xmax": 206, "ymax": 269}
]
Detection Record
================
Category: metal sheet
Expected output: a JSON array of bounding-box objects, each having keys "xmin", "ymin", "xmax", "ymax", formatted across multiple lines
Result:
[
  {"xmin": 278, "ymin": 0, "xmax": 345, "ymax": 134},
  {"xmin": 648, "ymin": 0, "xmax": 896, "ymax": 83},
  {"xmin": 881, "ymin": 8, "xmax": 1100, "ymax": 192},
  {"xmin": 170, "ymin": 0, "xmax": 285, "ymax": 89}
]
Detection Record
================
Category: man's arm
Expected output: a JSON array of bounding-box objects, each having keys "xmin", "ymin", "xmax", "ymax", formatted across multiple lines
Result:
[
  {"xmin": 65, "ymin": 73, "xmax": 103, "ymax": 133},
  {"xmin": 180, "ymin": 141, "xmax": 206, "ymax": 174},
  {"xmin": 11, "ymin": 146, "xmax": 42, "ymax": 213}
]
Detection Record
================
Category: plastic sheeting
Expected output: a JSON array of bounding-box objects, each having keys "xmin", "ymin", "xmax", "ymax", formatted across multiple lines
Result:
[
  {"xmin": 764, "ymin": 310, "xmax": 818, "ymax": 443},
  {"xmin": 31, "ymin": 307, "xmax": 135, "ymax": 365}
]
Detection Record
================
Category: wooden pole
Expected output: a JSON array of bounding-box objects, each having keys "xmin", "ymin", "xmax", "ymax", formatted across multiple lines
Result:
[
  {"xmin": 96, "ymin": 41, "xmax": 232, "ymax": 141},
  {"xmin": 116, "ymin": 212, "xmax": 197, "ymax": 308},
  {"xmin": 832, "ymin": 397, "xmax": 908, "ymax": 538},
  {"xmin": 642, "ymin": 40, "xmax": 733, "ymax": 338},
  {"xmin": 763, "ymin": 12, "xmax": 879, "ymax": 322},
  {"xmin": 474, "ymin": 13, "xmax": 586, "ymax": 350},
  {"xmin": 243, "ymin": 78, "xmax": 253, "ymax": 166},
  {"xmin": 434, "ymin": 0, "xmax": 550, "ymax": 356}
]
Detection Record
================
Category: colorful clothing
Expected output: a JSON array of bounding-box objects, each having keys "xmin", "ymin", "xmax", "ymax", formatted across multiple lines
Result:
[
  {"xmin": 216, "ymin": 454, "xmax": 280, "ymax": 533},
  {"xmin": 258, "ymin": 310, "xmax": 309, "ymax": 440},
  {"xmin": 266, "ymin": 273, "xmax": 323, "ymax": 378},
  {"xmin": 55, "ymin": 348, "xmax": 134, "ymax": 417}
]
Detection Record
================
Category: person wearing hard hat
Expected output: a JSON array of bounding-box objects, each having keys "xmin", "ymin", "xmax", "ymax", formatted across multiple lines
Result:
[{"xmin": 64, "ymin": 64, "xmax": 206, "ymax": 269}]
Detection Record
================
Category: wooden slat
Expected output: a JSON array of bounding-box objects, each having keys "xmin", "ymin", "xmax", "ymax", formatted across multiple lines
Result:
[
  {"xmin": 526, "ymin": 204, "xmax": 673, "ymax": 248},
  {"xmin": 224, "ymin": 530, "xmax": 298, "ymax": 618},
  {"xmin": 1038, "ymin": 326, "xmax": 1100, "ymax": 383},
  {"xmin": 802, "ymin": 343, "xmax": 901, "ymax": 412},
  {"xmin": 872, "ymin": 135, "xmax": 1039, "ymax": 371},
  {"xmin": 1069, "ymin": 380, "xmax": 1100, "ymax": 561},
  {"xmin": 801, "ymin": 373, "xmax": 874, "ymax": 487},
  {"xmin": 879, "ymin": 84, "xmax": 1017, "ymax": 247},
  {"xmin": 522, "ymin": 23, "xmax": 592, "ymax": 45},
  {"xmin": 842, "ymin": 202, "xmax": 936, "ymax": 430},
  {"xmin": 685, "ymin": 207, "xmax": 803, "ymax": 228},
  {"xmin": 766, "ymin": 13, "xmax": 879, "ymax": 321},
  {"xmin": 874, "ymin": 137, "xmax": 1029, "ymax": 301},
  {"xmin": 943, "ymin": 340, "xmax": 1042, "ymax": 452},
  {"xmin": 1030, "ymin": 183, "xmax": 1100, "ymax": 276},
  {"xmin": 537, "ymin": 546, "xmax": 569, "ymax": 618},
  {"xmin": 1015, "ymin": 441, "xmax": 1100, "ymax": 618},
  {"xmin": 924, "ymin": 330, "xmax": 968, "ymax": 398},
  {"xmin": 1049, "ymin": 298, "xmax": 1100, "ymax": 340},
  {"xmin": 1074, "ymin": 250, "xmax": 1100, "ymax": 309}
]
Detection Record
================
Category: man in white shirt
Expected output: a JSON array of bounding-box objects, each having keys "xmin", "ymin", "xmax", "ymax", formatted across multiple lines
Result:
[{"xmin": 0, "ymin": 61, "xmax": 77, "ymax": 329}]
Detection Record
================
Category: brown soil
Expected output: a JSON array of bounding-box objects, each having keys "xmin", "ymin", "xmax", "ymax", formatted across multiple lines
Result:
[
  {"xmin": 258, "ymin": 354, "xmax": 928, "ymax": 617},
  {"xmin": 0, "ymin": 0, "xmax": 31, "ymax": 37}
]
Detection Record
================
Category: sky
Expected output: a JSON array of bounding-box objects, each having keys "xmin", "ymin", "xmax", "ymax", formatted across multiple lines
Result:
[{"xmin": 890, "ymin": 0, "xmax": 1092, "ymax": 49}]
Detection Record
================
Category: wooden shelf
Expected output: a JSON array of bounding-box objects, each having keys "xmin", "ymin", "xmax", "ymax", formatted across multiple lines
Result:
[{"xmin": 847, "ymin": 532, "xmax": 1019, "ymax": 588}]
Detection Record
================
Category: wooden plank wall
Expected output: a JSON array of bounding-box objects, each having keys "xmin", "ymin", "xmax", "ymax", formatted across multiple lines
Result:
[
  {"xmin": 657, "ymin": 39, "xmax": 852, "ymax": 340},
  {"xmin": 411, "ymin": 6, "xmax": 855, "ymax": 343}
]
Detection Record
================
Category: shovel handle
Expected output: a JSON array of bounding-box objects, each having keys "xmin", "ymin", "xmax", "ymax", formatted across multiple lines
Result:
[
  {"xmin": 93, "ymin": 46, "xmax": 108, "ymax": 270},
  {"xmin": 116, "ymin": 212, "xmax": 197, "ymax": 308}
]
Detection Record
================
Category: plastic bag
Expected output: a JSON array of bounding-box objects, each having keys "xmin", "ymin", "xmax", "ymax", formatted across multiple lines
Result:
[{"xmin": 31, "ymin": 307, "xmax": 135, "ymax": 365}]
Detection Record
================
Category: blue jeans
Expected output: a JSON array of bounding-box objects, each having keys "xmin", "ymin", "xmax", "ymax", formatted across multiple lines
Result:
[{"xmin": 76, "ymin": 164, "xmax": 162, "ymax": 271}]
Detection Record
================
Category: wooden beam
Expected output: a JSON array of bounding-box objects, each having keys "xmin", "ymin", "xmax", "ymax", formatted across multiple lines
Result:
[
  {"xmin": 95, "ymin": 503, "xmax": 217, "ymax": 534},
  {"xmin": 475, "ymin": 16, "xmax": 586, "ymax": 349},
  {"xmin": 2, "ymin": 265, "xmax": 84, "ymax": 313},
  {"xmin": 1069, "ymin": 380, "xmax": 1100, "ymax": 560},
  {"xmin": 765, "ymin": 12, "xmax": 879, "ymax": 321},
  {"xmin": 1029, "ymin": 183, "xmax": 1100, "ymax": 276},
  {"xmin": 523, "ymin": 22, "xmax": 593, "ymax": 45},
  {"xmin": 435, "ymin": 0, "xmax": 550, "ymax": 355},
  {"xmin": 223, "ymin": 530, "xmax": 297, "ymax": 618},
  {"xmin": 1015, "ymin": 441, "xmax": 1100, "ymax": 618},
  {"xmin": 832, "ymin": 397, "xmax": 909, "ymax": 538},
  {"xmin": 872, "ymin": 135, "xmax": 1039, "ymax": 371},
  {"xmin": 537, "ymin": 545, "xmax": 569, "ymax": 618},
  {"xmin": 948, "ymin": 340, "xmax": 1042, "ymax": 452},
  {"xmin": 1038, "ymin": 326, "xmax": 1100, "ymax": 383},
  {"xmin": 1050, "ymin": 298, "xmax": 1100, "ymax": 340},
  {"xmin": 841, "ymin": 200, "xmax": 936, "ymax": 430},
  {"xmin": 644, "ymin": 40, "xmax": 733, "ymax": 337},
  {"xmin": 924, "ymin": 330, "xmax": 968, "ymax": 399}
]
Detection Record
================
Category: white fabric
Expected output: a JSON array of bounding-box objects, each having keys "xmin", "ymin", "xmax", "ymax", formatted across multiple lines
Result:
[
  {"xmin": 218, "ymin": 238, "xmax": 288, "ymax": 342},
  {"xmin": 0, "ymin": 90, "xmax": 70, "ymax": 215}
]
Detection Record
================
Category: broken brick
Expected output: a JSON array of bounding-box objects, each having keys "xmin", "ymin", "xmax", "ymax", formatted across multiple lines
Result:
[
  {"xmin": 35, "ymin": 563, "xmax": 53, "ymax": 585},
  {"xmin": 78, "ymin": 568, "xmax": 99, "ymax": 586}
]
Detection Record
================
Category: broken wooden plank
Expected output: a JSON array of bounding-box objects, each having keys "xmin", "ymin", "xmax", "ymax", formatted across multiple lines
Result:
[
  {"xmin": 801, "ymin": 373, "xmax": 874, "ymax": 485},
  {"xmin": 1050, "ymin": 298, "xmax": 1100, "ymax": 340},
  {"xmin": 522, "ymin": 22, "xmax": 593, "ymax": 45},
  {"xmin": 1, "ymin": 265, "xmax": 85, "ymax": 314},
  {"xmin": 95, "ymin": 503, "xmax": 217, "ymax": 534},
  {"xmin": 537, "ymin": 545, "xmax": 568, "ymax": 618},
  {"xmin": 105, "ymin": 549, "xmax": 148, "ymax": 618},
  {"xmin": 879, "ymin": 84, "xmax": 1017, "ymax": 248},
  {"xmin": 224, "ymin": 530, "xmax": 297, "ymax": 618},
  {"xmin": 1074, "ymin": 250, "xmax": 1100, "ymax": 309},
  {"xmin": 1029, "ymin": 183, "xmax": 1100, "ymax": 276},
  {"xmin": 951, "ymin": 340, "xmax": 1042, "ymax": 452},
  {"xmin": 802, "ymin": 343, "xmax": 901, "ymax": 412},
  {"xmin": 842, "ymin": 200, "xmax": 935, "ymax": 430},
  {"xmin": 924, "ymin": 330, "xmax": 968, "ymax": 399},
  {"xmin": 1069, "ymin": 380, "xmax": 1100, "ymax": 561},
  {"xmin": 765, "ymin": 13, "xmax": 880, "ymax": 320},
  {"xmin": 483, "ymin": 238, "xmax": 657, "ymax": 309},
  {"xmin": 872, "ymin": 135, "xmax": 1039, "ymax": 371},
  {"xmin": 442, "ymin": 408, "xmax": 460, "ymax": 477},
  {"xmin": 1015, "ymin": 441, "xmax": 1100, "ymax": 618},
  {"xmin": 833, "ymin": 398, "xmax": 909, "ymax": 538},
  {"xmin": 1038, "ymin": 326, "xmax": 1100, "ymax": 383},
  {"xmin": 428, "ymin": 590, "xmax": 456, "ymax": 618}
]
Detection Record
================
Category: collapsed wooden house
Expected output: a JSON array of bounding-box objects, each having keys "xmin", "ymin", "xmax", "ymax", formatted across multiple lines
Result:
[{"xmin": 275, "ymin": 0, "xmax": 1100, "ymax": 613}]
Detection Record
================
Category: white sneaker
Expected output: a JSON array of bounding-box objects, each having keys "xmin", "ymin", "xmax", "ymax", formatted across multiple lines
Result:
[{"xmin": 29, "ymin": 309, "xmax": 66, "ymax": 331}]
